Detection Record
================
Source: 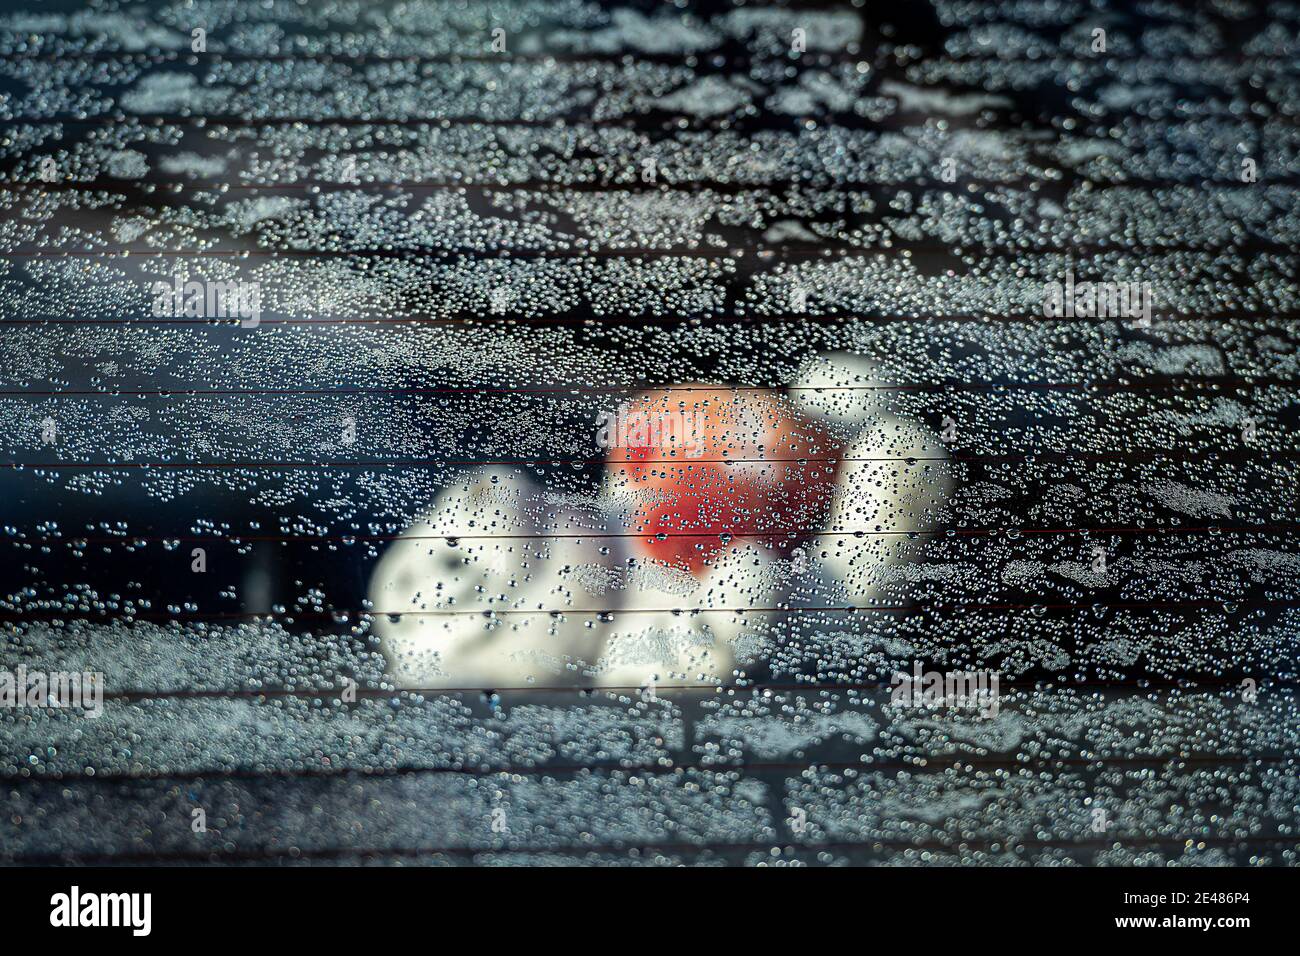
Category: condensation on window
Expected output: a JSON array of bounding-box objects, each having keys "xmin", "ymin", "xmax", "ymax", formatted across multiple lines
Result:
[{"xmin": 0, "ymin": 0, "xmax": 1297, "ymax": 866}]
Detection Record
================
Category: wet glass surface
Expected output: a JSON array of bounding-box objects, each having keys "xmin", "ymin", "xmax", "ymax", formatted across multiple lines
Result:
[{"xmin": 0, "ymin": 0, "xmax": 1297, "ymax": 865}]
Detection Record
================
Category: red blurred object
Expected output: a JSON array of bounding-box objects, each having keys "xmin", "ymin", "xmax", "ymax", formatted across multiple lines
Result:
[{"xmin": 605, "ymin": 388, "xmax": 844, "ymax": 575}]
